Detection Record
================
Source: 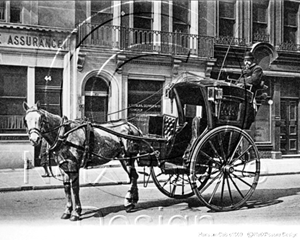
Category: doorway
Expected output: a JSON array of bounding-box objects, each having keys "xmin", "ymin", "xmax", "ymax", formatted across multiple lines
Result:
[
  {"xmin": 84, "ymin": 76, "xmax": 109, "ymax": 123},
  {"xmin": 280, "ymin": 98, "xmax": 298, "ymax": 154}
]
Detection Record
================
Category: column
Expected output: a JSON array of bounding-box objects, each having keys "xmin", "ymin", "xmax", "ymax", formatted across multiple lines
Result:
[
  {"xmin": 63, "ymin": 51, "xmax": 71, "ymax": 119},
  {"xmin": 272, "ymin": 79, "xmax": 282, "ymax": 159},
  {"xmin": 190, "ymin": 1, "xmax": 198, "ymax": 54},
  {"xmin": 113, "ymin": 1, "xmax": 121, "ymax": 49},
  {"xmin": 27, "ymin": 66, "xmax": 35, "ymax": 106}
]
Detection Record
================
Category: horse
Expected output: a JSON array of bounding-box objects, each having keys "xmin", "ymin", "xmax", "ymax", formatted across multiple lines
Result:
[{"xmin": 23, "ymin": 101, "xmax": 142, "ymax": 221}]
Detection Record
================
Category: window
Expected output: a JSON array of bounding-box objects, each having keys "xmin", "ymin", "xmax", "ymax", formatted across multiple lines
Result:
[
  {"xmin": 91, "ymin": 1, "xmax": 112, "ymax": 25},
  {"xmin": 134, "ymin": 1, "xmax": 152, "ymax": 30},
  {"xmin": 0, "ymin": 1, "xmax": 22, "ymax": 23},
  {"xmin": 35, "ymin": 68, "xmax": 63, "ymax": 116},
  {"xmin": 219, "ymin": 0, "xmax": 236, "ymax": 37},
  {"xmin": 0, "ymin": 66, "xmax": 27, "ymax": 134},
  {"xmin": 90, "ymin": 1, "xmax": 113, "ymax": 46},
  {"xmin": 252, "ymin": 0, "xmax": 269, "ymax": 42},
  {"xmin": 84, "ymin": 76, "xmax": 109, "ymax": 123},
  {"xmin": 133, "ymin": 1, "xmax": 153, "ymax": 46},
  {"xmin": 173, "ymin": 0, "xmax": 189, "ymax": 34},
  {"xmin": 128, "ymin": 79, "xmax": 163, "ymax": 133},
  {"xmin": 128, "ymin": 80, "xmax": 163, "ymax": 116},
  {"xmin": 0, "ymin": 1, "xmax": 5, "ymax": 21},
  {"xmin": 284, "ymin": 1, "xmax": 299, "ymax": 43}
]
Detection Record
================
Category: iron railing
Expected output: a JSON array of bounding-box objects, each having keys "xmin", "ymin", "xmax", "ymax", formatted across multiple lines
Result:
[
  {"xmin": 77, "ymin": 23, "xmax": 215, "ymax": 58},
  {"xmin": 215, "ymin": 35, "xmax": 246, "ymax": 46},
  {"xmin": 278, "ymin": 42, "xmax": 300, "ymax": 52},
  {"xmin": 77, "ymin": 23, "xmax": 300, "ymax": 56}
]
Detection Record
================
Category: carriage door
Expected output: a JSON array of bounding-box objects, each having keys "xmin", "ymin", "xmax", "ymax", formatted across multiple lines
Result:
[
  {"xmin": 84, "ymin": 76, "xmax": 109, "ymax": 123},
  {"xmin": 280, "ymin": 99, "xmax": 298, "ymax": 154}
]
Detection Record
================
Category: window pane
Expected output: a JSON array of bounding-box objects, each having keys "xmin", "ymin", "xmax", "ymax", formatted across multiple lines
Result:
[
  {"xmin": 133, "ymin": 1, "xmax": 152, "ymax": 30},
  {"xmin": 128, "ymin": 80, "xmax": 163, "ymax": 117},
  {"xmin": 85, "ymin": 76, "xmax": 108, "ymax": 92},
  {"xmin": 219, "ymin": 1, "xmax": 235, "ymax": 19},
  {"xmin": 91, "ymin": 1, "xmax": 112, "ymax": 24},
  {"xmin": 284, "ymin": 2, "xmax": 298, "ymax": 26},
  {"xmin": 35, "ymin": 68, "xmax": 63, "ymax": 116},
  {"xmin": 134, "ymin": 1, "xmax": 151, "ymax": 18},
  {"xmin": 0, "ymin": 66, "xmax": 27, "ymax": 133},
  {"xmin": 284, "ymin": 27, "xmax": 296, "ymax": 43},
  {"xmin": 10, "ymin": 1, "xmax": 21, "ymax": 23},
  {"xmin": 173, "ymin": 0, "xmax": 189, "ymax": 33},
  {"xmin": 219, "ymin": 19, "xmax": 234, "ymax": 36},
  {"xmin": 253, "ymin": 1, "xmax": 268, "ymax": 23},
  {"xmin": 0, "ymin": 66, "xmax": 27, "ymax": 97},
  {"xmin": 0, "ymin": 1, "xmax": 5, "ymax": 20},
  {"xmin": 85, "ymin": 96, "xmax": 108, "ymax": 123},
  {"xmin": 134, "ymin": 17, "xmax": 152, "ymax": 29}
]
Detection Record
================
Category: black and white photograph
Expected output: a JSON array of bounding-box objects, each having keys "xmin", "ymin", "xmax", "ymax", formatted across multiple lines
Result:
[{"xmin": 0, "ymin": 0, "xmax": 300, "ymax": 239}]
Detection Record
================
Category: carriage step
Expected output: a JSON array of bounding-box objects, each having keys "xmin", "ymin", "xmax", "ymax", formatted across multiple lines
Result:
[{"xmin": 163, "ymin": 162, "xmax": 188, "ymax": 174}]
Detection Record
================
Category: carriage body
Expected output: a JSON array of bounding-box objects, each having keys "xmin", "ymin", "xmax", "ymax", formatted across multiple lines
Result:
[
  {"xmin": 132, "ymin": 73, "xmax": 261, "ymax": 211},
  {"xmin": 134, "ymin": 73, "xmax": 256, "ymax": 167}
]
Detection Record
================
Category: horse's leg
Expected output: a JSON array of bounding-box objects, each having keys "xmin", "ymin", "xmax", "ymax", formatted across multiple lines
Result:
[
  {"xmin": 69, "ymin": 172, "xmax": 82, "ymax": 221},
  {"xmin": 61, "ymin": 173, "xmax": 73, "ymax": 219},
  {"xmin": 124, "ymin": 160, "xmax": 139, "ymax": 212}
]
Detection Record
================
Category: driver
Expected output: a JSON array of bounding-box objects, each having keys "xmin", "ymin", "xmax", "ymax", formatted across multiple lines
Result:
[{"xmin": 237, "ymin": 51, "xmax": 264, "ymax": 93}]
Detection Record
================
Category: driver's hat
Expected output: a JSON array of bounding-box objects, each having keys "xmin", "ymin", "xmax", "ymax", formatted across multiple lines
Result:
[{"xmin": 244, "ymin": 51, "xmax": 254, "ymax": 60}]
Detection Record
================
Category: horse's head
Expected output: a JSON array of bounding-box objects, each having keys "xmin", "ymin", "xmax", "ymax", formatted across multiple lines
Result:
[{"xmin": 23, "ymin": 101, "xmax": 46, "ymax": 146}]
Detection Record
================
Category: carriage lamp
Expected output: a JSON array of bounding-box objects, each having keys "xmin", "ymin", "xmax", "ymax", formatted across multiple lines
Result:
[{"xmin": 208, "ymin": 87, "xmax": 223, "ymax": 101}]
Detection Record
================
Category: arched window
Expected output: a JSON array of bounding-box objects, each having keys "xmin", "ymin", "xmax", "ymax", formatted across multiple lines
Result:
[{"xmin": 84, "ymin": 76, "xmax": 109, "ymax": 123}]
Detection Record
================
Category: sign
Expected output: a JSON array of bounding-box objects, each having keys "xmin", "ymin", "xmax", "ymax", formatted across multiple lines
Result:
[{"xmin": 0, "ymin": 32, "xmax": 68, "ymax": 50}]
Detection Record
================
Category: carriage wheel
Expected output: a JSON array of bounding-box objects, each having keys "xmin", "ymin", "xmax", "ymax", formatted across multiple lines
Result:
[
  {"xmin": 189, "ymin": 126, "xmax": 260, "ymax": 211},
  {"xmin": 150, "ymin": 162, "xmax": 211, "ymax": 199}
]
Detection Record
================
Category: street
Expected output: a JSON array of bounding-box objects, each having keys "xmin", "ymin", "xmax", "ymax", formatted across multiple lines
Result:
[{"xmin": 0, "ymin": 173, "xmax": 300, "ymax": 229}]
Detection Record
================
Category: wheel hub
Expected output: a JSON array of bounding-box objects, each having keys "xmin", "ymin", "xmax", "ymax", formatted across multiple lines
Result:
[{"xmin": 222, "ymin": 164, "xmax": 234, "ymax": 174}]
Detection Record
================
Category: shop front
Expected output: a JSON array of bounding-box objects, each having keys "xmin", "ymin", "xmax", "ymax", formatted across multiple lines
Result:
[{"xmin": 0, "ymin": 25, "xmax": 75, "ymax": 169}]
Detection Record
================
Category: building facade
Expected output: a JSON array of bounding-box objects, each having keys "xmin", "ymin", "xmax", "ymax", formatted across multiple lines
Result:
[{"xmin": 0, "ymin": 0, "xmax": 300, "ymax": 168}]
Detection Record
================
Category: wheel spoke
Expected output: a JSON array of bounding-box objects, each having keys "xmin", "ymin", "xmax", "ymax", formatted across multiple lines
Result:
[
  {"xmin": 190, "ymin": 126, "xmax": 260, "ymax": 211},
  {"xmin": 229, "ymin": 135, "xmax": 244, "ymax": 162},
  {"xmin": 199, "ymin": 150, "xmax": 222, "ymax": 166},
  {"xmin": 226, "ymin": 175, "xmax": 233, "ymax": 204},
  {"xmin": 162, "ymin": 174, "xmax": 174, "ymax": 188},
  {"xmin": 220, "ymin": 173, "xmax": 226, "ymax": 205},
  {"xmin": 234, "ymin": 169, "xmax": 257, "ymax": 176},
  {"xmin": 208, "ymin": 139, "xmax": 223, "ymax": 162},
  {"xmin": 218, "ymin": 133, "xmax": 227, "ymax": 161},
  {"xmin": 208, "ymin": 175, "xmax": 222, "ymax": 204},
  {"xmin": 228, "ymin": 173, "xmax": 244, "ymax": 199},
  {"xmin": 231, "ymin": 173, "xmax": 253, "ymax": 188},
  {"xmin": 200, "ymin": 172, "xmax": 223, "ymax": 194}
]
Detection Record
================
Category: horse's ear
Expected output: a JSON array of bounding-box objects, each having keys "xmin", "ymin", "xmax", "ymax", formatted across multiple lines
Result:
[
  {"xmin": 36, "ymin": 101, "xmax": 41, "ymax": 109},
  {"xmin": 23, "ymin": 102, "xmax": 29, "ymax": 111}
]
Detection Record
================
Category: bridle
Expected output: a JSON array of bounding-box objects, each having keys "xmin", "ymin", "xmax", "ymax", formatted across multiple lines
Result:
[{"xmin": 24, "ymin": 109, "xmax": 60, "ymax": 139}]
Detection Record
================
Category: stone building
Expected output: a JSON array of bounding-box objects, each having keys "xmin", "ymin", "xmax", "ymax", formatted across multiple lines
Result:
[{"xmin": 0, "ymin": 0, "xmax": 299, "ymax": 168}]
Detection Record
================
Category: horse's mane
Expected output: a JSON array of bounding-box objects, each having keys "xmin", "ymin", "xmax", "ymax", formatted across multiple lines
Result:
[{"xmin": 39, "ymin": 108, "xmax": 62, "ymax": 128}]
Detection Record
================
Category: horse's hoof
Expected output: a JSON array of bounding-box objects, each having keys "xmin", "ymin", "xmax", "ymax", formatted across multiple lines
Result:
[
  {"xmin": 61, "ymin": 213, "xmax": 71, "ymax": 220},
  {"xmin": 125, "ymin": 204, "xmax": 135, "ymax": 213},
  {"xmin": 69, "ymin": 215, "xmax": 80, "ymax": 221}
]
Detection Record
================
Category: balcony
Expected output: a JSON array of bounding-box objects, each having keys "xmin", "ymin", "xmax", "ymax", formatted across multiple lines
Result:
[
  {"xmin": 278, "ymin": 42, "xmax": 300, "ymax": 52},
  {"xmin": 253, "ymin": 32, "xmax": 270, "ymax": 43},
  {"xmin": 215, "ymin": 36, "xmax": 246, "ymax": 46},
  {"xmin": 77, "ymin": 23, "xmax": 215, "ymax": 59}
]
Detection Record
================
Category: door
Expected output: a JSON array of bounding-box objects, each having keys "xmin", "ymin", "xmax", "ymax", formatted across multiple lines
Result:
[
  {"xmin": 280, "ymin": 99, "xmax": 298, "ymax": 154},
  {"xmin": 84, "ymin": 76, "xmax": 109, "ymax": 123}
]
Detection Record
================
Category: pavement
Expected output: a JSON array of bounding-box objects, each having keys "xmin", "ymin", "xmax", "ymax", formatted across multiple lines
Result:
[{"xmin": 0, "ymin": 158, "xmax": 299, "ymax": 192}]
